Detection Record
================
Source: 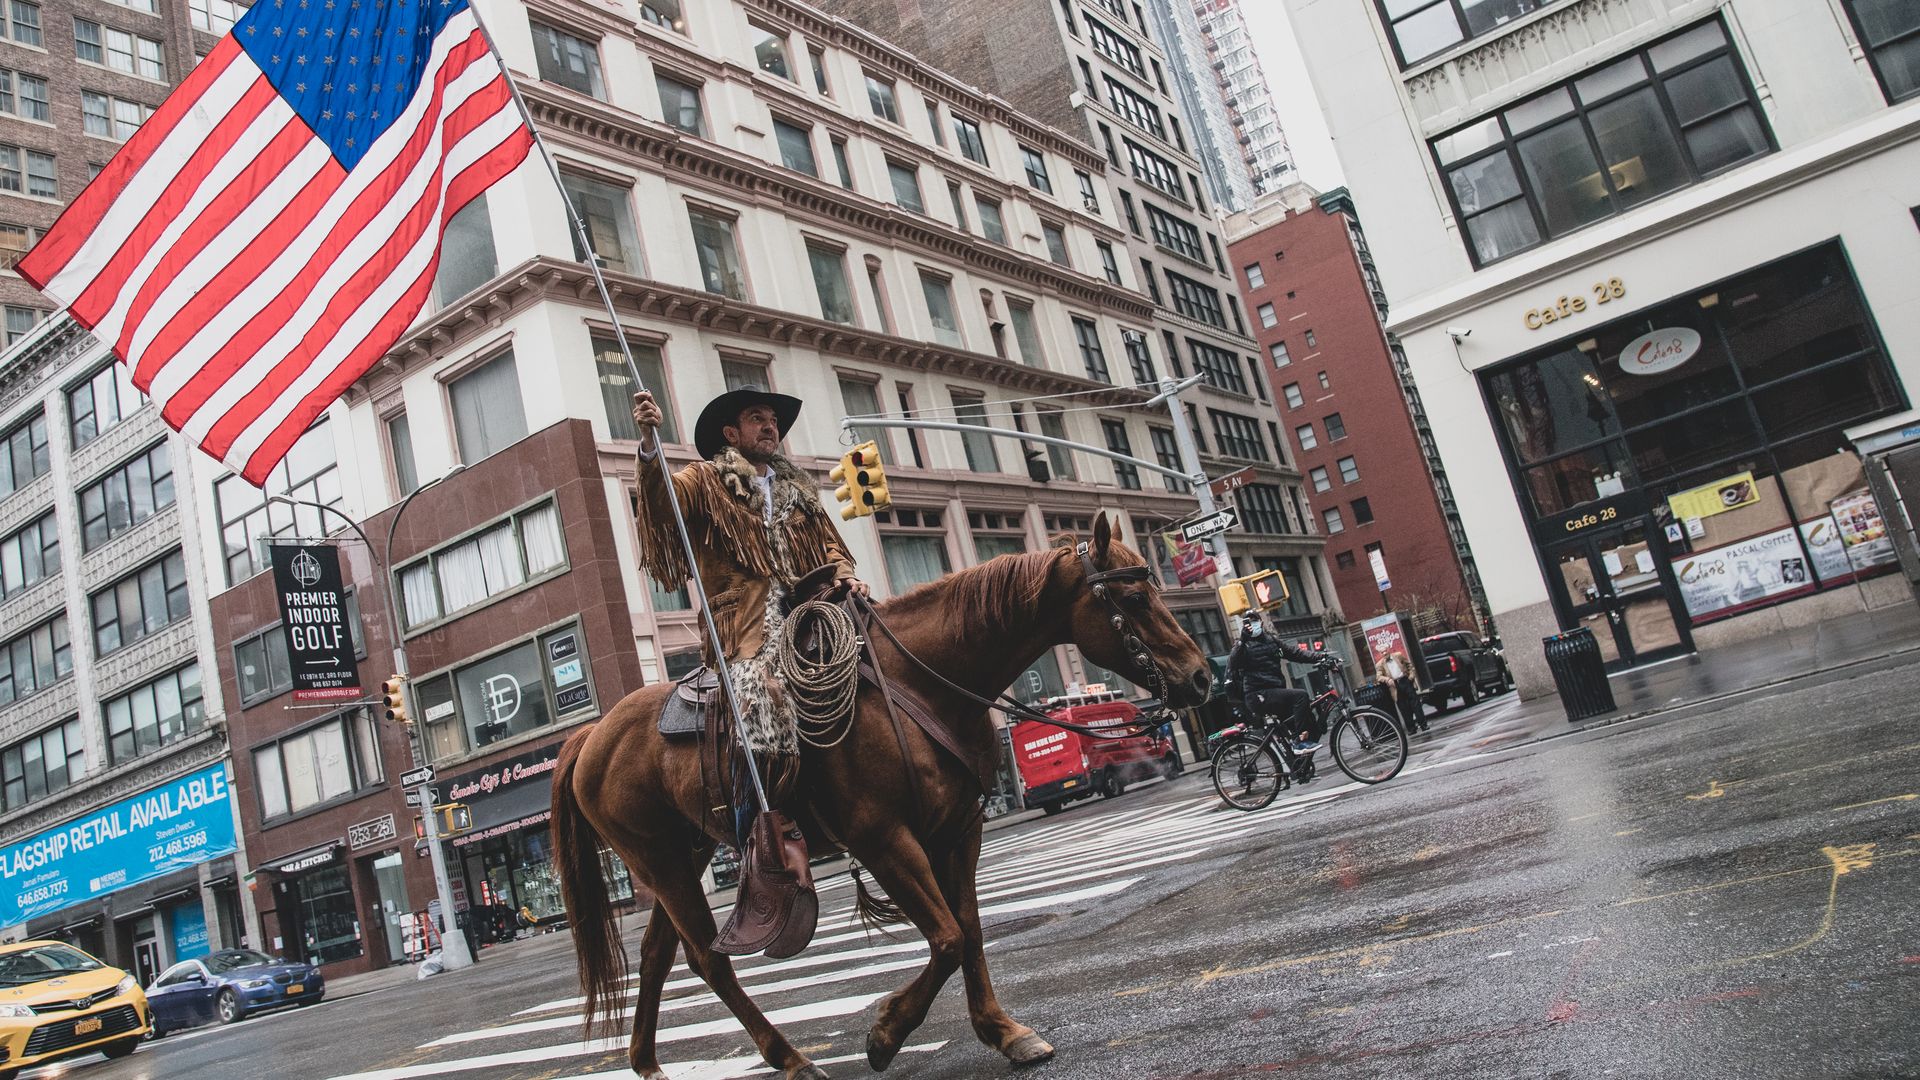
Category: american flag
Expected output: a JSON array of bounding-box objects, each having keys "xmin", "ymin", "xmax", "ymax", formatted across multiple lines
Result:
[{"xmin": 18, "ymin": 0, "xmax": 532, "ymax": 484}]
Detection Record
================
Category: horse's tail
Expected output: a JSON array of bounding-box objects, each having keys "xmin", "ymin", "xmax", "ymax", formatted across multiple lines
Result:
[
  {"xmin": 552, "ymin": 726, "xmax": 627, "ymax": 1041},
  {"xmin": 851, "ymin": 861, "xmax": 908, "ymax": 931}
]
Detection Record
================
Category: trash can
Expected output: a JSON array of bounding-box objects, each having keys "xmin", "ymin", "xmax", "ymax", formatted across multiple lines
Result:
[{"xmin": 1543, "ymin": 626, "xmax": 1616, "ymax": 721}]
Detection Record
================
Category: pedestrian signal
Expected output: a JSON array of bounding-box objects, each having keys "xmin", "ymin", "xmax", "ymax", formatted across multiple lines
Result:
[
  {"xmin": 830, "ymin": 441, "xmax": 890, "ymax": 520},
  {"xmin": 438, "ymin": 802, "xmax": 473, "ymax": 836},
  {"xmin": 381, "ymin": 675, "xmax": 410, "ymax": 726},
  {"xmin": 1244, "ymin": 569, "xmax": 1290, "ymax": 610},
  {"xmin": 1218, "ymin": 580, "xmax": 1250, "ymax": 617}
]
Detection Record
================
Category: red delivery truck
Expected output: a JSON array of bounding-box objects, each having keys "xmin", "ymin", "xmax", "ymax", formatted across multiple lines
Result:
[{"xmin": 1013, "ymin": 690, "xmax": 1183, "ymax": 815}]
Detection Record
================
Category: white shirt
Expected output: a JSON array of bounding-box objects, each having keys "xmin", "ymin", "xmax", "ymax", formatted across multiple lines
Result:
[{"xmin": 754, "ymin": 470, "xmax": 774, "ymax": 525}]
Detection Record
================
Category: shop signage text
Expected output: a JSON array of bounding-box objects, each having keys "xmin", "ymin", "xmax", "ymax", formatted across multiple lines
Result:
[
  {"xmin": 1523, "ymin": 276, "xmax": 1627, "ymax": 330},
  {"xmin": 1668, "ymin": 472, "xmax": 1758, "ymax": 521},
  {"xmin": 1619, "ymin": 327, "xmax": 1701, "ymax": 376},
  {"xmin": 1549, "ymin": 493, "xmax": 1645, "ymax": 536},
  {"xmin": 269, "ymin": 544, "xmax": 360, "ymax": 703},
  {"xmin": 442, "ymin": 745, "xmax": 561, "ymax": 805},
  {"xmin": 278, "ymin": 847, "xmax": 338, "ymax": 873},
  {"xmin": 1673, "ymin": 526, "xmax": 1811, "ymax": 620},
  {"xmin": 349, "ymin": 814, "xmax": 398, "ymax": 850},
  {"xmin": 0, "ymin": 764, "xmax": 237, "ymax": 926}
]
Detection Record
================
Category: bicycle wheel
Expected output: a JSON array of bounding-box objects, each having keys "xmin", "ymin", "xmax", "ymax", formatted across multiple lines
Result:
[
  {"xmin": 1211, "ymin": 737, "xmax": 1285, "ymax": 811},
  {"xmin": 1329, "ymin": 708, "xmax": 1408, "ymax": 784}
]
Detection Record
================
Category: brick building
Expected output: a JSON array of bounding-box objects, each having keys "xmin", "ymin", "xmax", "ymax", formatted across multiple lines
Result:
[{"xmin": 1226, "ymin": 184, "xmax": 1485, "ymax": 636}]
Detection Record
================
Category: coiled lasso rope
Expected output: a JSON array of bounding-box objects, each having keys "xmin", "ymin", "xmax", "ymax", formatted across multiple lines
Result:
[{"xmin": 780, "ymin": 599, "xmax": 862, "ymax": 748}]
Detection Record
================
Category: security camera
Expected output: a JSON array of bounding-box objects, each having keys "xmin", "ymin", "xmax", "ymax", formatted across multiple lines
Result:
[{"xmin": 1445, "ymin": 325, "xmax": 1472, "ymax": 341}]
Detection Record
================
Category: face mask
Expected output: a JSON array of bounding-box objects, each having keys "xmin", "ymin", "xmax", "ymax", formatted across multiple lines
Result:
[{"xmin": 1244, "ymin": 621, "xmax": 1263, "ymax": 637}]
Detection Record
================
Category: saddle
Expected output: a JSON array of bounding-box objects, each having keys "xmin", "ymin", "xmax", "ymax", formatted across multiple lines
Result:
[{"xmin": 657, "ymin": 667, "xmax": 721, "ymax": 738}]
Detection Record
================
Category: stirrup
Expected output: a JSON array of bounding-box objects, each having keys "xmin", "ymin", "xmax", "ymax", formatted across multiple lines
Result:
[{"xmin": 712, "ymin": 811, "xmax": 818, "ymax": 959}]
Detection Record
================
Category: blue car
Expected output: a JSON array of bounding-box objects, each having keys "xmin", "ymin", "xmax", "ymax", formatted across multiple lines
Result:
[{"xmin": 144, "ymin": 949, "xmax": 325, "ymax": 1035}]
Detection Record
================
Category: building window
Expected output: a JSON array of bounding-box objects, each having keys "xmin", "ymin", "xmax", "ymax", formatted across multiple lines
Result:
[
  {"xmin": 1373, "ymin": 0, "xmax": 1551, "ymax": 65},
  {"xmin": 103, "ymin": 662, "xmax": 201, "ymax": 763},
  {"xmin": 1269, "ymin": 341, "xmax": 1292, "ymax": 368},
  {"xmin": 1258, "ymin": 302, "xmax": 1278, "ymax": 329},
  {"xmin": 1338, "ymin": 455, "xmax": 1360, "ymax": 483},
  {"xmin": 0, "ymin": 615, "xmax": 69, "ymax": 705},
  {"xmin": 951, "ymin": 392, "xmax": 999, "ymax": 472},
  {"xmin": 1189, "ymin": 339, "xmax": 1246, "ymax": 394},
  {"xmin": 654, "ymin": 72, "xmax": 705, "ymax": 136},
  {"xmin": 80, "ymin": 91, "xmax": 150, "ymax": 139},
  {"xmin": 67, "ymin": 362, "xmax": 144, "ymax": 449},
  {"xmin": 212, "ymin": 422, "xmax": 340, "ymax": 585},
  {"xmin": 1102, "ymin": 418, "xmax": 1141, "ymax": 489},
  {"xmin": 948, "ymin": 181, "xmax": 970, "ymax": 233},
  {"xmin": 74, "ymin": 19, "xmax": 164, "ymax": 79},
  {"xmin": 1151, "ymin": 426, "xmax": 1187, "ymax": 492},
  {"xmin": 1434, "ymin": 18, "xmax": 1770, "ymax": 266},
  {"xmin": 805, "ymin": 242, "xmax": 856, "ymax": 325},
  {"xmin": 1, "ymin": 717, "xmax": 83, "ymax": 812},
  {"xmin": 773, "ymin": 118, "xmax": 817, "ymax": 176},
  {"xmin": 831, "ymin": 136, "xmax": 854, "ymax": 188},
  {"xmin": 1007, "ymin": 299, "xmax": 1044, "ymax": 366},
  {"xmin": 1841, "ymin": 1, "xmax": 1920, "ymax": 103},
  {"xmin": 1351, "ymin": 496, "xmax": 1375, "ymax": 525},
  {"xmin": 1086, "ymin": 15, "xmax": 1145, "ymax": 78},
  {"xmin": 1309, "ymin": 465, "xmax": 1330, "ymax": 492},
  {"xmin": 79, "ymin": 441, "xmax": 174, "ymax": 551},
  {"xmin": 953, "ymin": 114, "xmax": 989, "ymax": 164},
  {"xmin": 747, "ymin": 19, "xmax": 792, "ymax": 80},
  {"xmin": 1319, "ymin": 370, "xmax": 1332, "ymax": 390},
  {"xmin": 886, "ymin": 158, "xmax": 924, "ymax": 213},
  {"xmin": 416, "ymin": 625, "xmax": 591, "ymax": 759},
  {"xmin": 1335, "ymin": 550, "xmax": 1356, "ymax": 570},
  {"xmin": 397, "ymin": 501, "xmax": 567, "ymax": 629},
  {"xmin": 90, "ymin": 549, "xmax": 189, "ymax": 656},
  {"xmin": 1102, "ymin": 76, "xmax": 1164, "ymax": 138},
  {"xmin": 1209, "ymin": 410, "xmax": 1269, "ymax": 462},
  {"xmin": 1042, "ymin": 221, "xmax": 1070, "ymax": 265},
  {"xmin": 975, "ymin": 196, "xmax": 1006, "ymax": 243},
  {"xmin": 640, "ymin": 0, "xmax": 684, "ymax": 32},
  {"xmin": 1295, "ymin": 422, "xmax": 1318, "ymax": 452},
  {"xmin": 1125, "ymin": 331, "xmax": 1156, "ymax": 384},
  {"xmin": 1174, "ymin": 607, "xmax": 1229, "ymax": 656},
  {"xmin": 234, "ymin": 602, "xmax": 356, "ymax": 704},
  {"xmin": 1122, "ymin": 138, "xmax": 1183, "ymax": 199},
  {"xmin": 1020, "ymin": 146, "xmax": 1053, "ymax": 193},
  {"xmin": 1097, "ymin": 241, "xmax": 1123, "ymax": 285},
  {"xmin": 1072, "ymin": 317, "xmax": 1110, "ymax": 382},
  {"xmin": 1076, "ymin": 170, "xmax": 1101, "ymax": 214},
  {"xmin": 1145, "ymin": 202, "xmax": 1204, "ymax": 263},
  {"xmin": 1240, "ymin": 483, "xmax": 1290, "ymax": 534},
  {"xmin": 970, "ymin": 513, "xmax": 1027, "ymax": 562},
  {"xmin": 1165, "ymin": 271, "xmax": 1226, "ymax": 328},
  {"xmin": 0, "ymin": 0, "xmax": 37, "ymax": 45},
  {"xmin": 445, "ymin": 351, "xmax": 528, "ymax": 465},
  {"xmin": 1304, "ymin": 329, "xmax": 1318, "ymax": 348},
  {"xmin": 806, "ymin": 44, "xmax": 829, "ymax": 94},
  {"xmin": 0, "ymin": 145, "xmax": 57, "ymax": 199},
  {"xmin": 561, "ymin": 173, "xmax": 642, "ymax": 275},
  {"xmin": 1283, "ymin": 382, "xmax": 1304, "ymax": 409},
  {"xmin": 529, "ymin": 21, "xmax": 604, "ymax": 99},
  {"xmin": 1038, "ymin": 410, "xmax": 1076, "ymax": 480},
  {"xmin": 864, "ymin": 71, "xmax": 899, "ymax": 123},
  {"xmin": 1326, "ymin": 412, "xmax": 1348, "ymax": 441},
  {"xmin": 189, "ymin": 0, "xmax": 240, "ymax": 32},
  {"xmin": 923, "ymin": 99, "xmax": 945, "ymax": 146},
  {"xmin": 0, "ymin": 510, "xmax": 58, "ymax": 599},
  {"xmin": 595, "ymin": 338, "xmax": 671, "ymax": 443},
  {"xmin": 919, "ymin": 272, "xmax": 962, "ymax": 347},
  {"xmin": 385, "ymin": 411, "xmax": 420, "ymax": 497},
  {"xmin": 687, "ymin": 208, "xmax": 748, "ymax": 299},
  {"xmin": 1245, "ymin": 262, "xmax": 1265, "ymax": 289},
  {"xmin": 0, "ymin": 221, "xmax": 42, "ymax": 270},
  {"xmin": 881, "ymin": 529, "xmax": 950, "ymax": 593},
  {"xmin": 434, "ymin": 193, "xmax": 499, "ymax": 304},
  {"xmin": 253, "ymin": 709, "xmax": 384, "ymax": 821},
  {"xmin": 0, "ymin": 408, "xmax": 47, "ymax": 497},
  {"xmin": 1322, "ymin": 506, "xmax": 1346, "ymax": 534},
  {"xmin": 838, "ymin": 377, "xmax": 891, "ymax": 462},
  {"xmin": 3, "ymin": 70, "xmax": 49, "ymax": 122}
]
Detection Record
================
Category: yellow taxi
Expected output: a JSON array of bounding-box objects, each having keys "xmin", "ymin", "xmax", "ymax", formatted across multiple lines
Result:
[{"xmin": 0, "ymin": 940, "xmax": 150, "ymax": 1079}]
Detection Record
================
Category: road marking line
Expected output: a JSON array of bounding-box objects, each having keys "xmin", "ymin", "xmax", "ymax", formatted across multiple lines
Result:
[
  {"xmin": 1831, "ymin": 793, "xmax": 1918, "ymax": 812},
  {"xmin": 542, "ymin": 1041, "xmax": 948, "ymax": 1080},
  {"xmin": 1485, "ymin": 951, "xmax": 1513, "ymax": 959}
]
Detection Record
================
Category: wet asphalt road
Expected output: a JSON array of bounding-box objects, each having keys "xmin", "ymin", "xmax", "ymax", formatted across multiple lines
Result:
[{"xmin": 31, "ymin": 656, "xmax": 1920, "ymax": 1080}]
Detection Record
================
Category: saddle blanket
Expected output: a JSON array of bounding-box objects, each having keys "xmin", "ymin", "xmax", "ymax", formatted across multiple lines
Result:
[{"xmin": 658, "ymin": 668, "xmax": 720, "ymax": 737}]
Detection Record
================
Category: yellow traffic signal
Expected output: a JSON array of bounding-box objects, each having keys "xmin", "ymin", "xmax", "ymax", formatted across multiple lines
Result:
[
  {"xmin": 1220, "ymin": 570, "xmax": 1290, "ymax": 617},
  {"xmin": 1218, "ymin": 580, "xmax": 1250, "ymax": 617},
  {"xmin": 381, "ymin": 675, "xmax": 410, "ymax": 726},
  {"xmin": 439, "ymin": 802, "xmax": 473, "ymax": 835},
  {"xmin": 830, "ymin": 441, "xmax": 891, "ymax": 520}
]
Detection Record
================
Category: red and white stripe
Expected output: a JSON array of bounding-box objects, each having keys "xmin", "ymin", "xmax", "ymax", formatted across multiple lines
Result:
[{"xmin": 19, "ymin": 7, "xmax": 532, "ymax": 484}]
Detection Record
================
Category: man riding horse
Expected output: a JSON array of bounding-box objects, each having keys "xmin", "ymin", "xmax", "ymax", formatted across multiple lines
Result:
[{"xmin": 630, "ymin": 385, "xmax": 869, "ymax": 920}]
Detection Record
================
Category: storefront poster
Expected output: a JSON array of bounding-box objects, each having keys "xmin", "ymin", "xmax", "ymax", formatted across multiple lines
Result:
[
  {"xmin": 1667, "ymin": 471, "xmax": 1759, "ymax": 522},
  {"xmin": 1831, "ymin": 492, "xmax": 1896, "ymax": 568},
  {"xmin": 0, "ymin": 764, "xmax": 237, "ymax": 926},
  {"xmin": 1672, "ymin": 527, "xmax": 1812, "ymax": 619},
  {"xmin": 170, "ymin": 902, "xmax": 208, "ymax": 961},
  {"xmin": 1358, "ymin": 614, "xmax": 1411, "ymax": 683}
]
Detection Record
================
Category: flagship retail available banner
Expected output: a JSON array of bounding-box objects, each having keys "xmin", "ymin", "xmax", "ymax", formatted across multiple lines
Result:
[{"xmin": 0, "ymin": 764, "xmax": 236, "ymax": 926}]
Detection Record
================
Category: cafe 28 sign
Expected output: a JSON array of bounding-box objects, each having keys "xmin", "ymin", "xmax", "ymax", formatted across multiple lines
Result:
[{"xmin": 1619, "ymin": 327, "xmax": 1702, "ymax": 377}]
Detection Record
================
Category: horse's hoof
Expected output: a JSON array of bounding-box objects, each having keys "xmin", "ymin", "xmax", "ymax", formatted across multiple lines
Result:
[
  {"xmin": 1003, "ymin": 1033, "xmax": 1055, "ymax": 1066},
  {"xmin": 791, "ymin": 1065, "xmax": 831, "ymax": 1080},
  {"xmin": 866, "ymin": 1029, "xmax": 900, "ymax": 1071}
]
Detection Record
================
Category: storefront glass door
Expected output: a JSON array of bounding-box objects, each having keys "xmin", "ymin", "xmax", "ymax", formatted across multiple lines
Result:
[
  {"xmin": 371, "ymin": 853, "xmax": 411, "ymax": 966},
  {"xmin": 1549, "ymin": 519, "xmax": 1691, "ymax": 669}
]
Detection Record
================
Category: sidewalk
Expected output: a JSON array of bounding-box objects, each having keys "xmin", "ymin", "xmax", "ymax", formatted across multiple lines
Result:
[{"xmin": 1471, "ymin": 602, "xmax": 1920, "ymax": 747}]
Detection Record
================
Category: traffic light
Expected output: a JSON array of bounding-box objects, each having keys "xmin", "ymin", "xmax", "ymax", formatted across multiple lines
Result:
[
  {"xmin": 1218, "ymin": 580, "xmax": 1251, "ymax": 617},
  {"xmin": 1024, "ymin": 447, "xmax": 1050, "ymax": 484},
  {"xmin": 830, "ymin": 441, "xmax": 890, "ymax": 520},
  {"xmin": 1219, "ymin": 570, "xmax": 1291, "ymax": 618},
  {"xmin": 381, "ymin": 675, "xmax": 410, "ymax": 726},
  {"xmin": 439, "ymin": 802, "xmax": 473, "ymax": 835}
]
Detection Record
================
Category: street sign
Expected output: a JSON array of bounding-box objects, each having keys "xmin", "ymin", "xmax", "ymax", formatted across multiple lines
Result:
[
  {"xmin": 269, "ymin": 544, "xmax": 360, "ymax": 703},
  {"xmin": 1213, "ymin": 552, "xmax": 1234, "ymax": 579},
  {"xmin": 1208, "ymin": 466, "xmax": 1256, "ymax": 501},
  {"xmin": 400, "ymin": 765, "xmax": 436, "ymax": 787},
  {"xmin": 1369, "ymin": 548, "xmax": 1392, "ymax": 592},
  {"xmin": 403, "ymin": 790, "xmax": 423, "ymax": 808},
  {"xmin": 1180, "ymin": 506, "xmax": 1240, "ymax": 542}
]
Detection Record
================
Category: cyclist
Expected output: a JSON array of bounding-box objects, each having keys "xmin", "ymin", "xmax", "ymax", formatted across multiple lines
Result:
[{"xmin": 1224, "ymin": 612, "xmax": 1339, "ymax": 753}]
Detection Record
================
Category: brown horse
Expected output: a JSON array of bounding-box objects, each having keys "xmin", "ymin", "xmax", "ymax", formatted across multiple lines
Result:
[{"xmin": 552, "ymin": 512, "xmax": 1211, "ymax": 1079}]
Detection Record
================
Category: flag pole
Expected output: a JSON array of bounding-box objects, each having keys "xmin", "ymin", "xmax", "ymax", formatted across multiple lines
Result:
[{"xmin": 465, "ymin": 6, "xmax": 773, "ymax": 816}]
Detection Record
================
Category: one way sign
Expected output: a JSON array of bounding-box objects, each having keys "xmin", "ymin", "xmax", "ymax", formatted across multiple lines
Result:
[{"xmin": 1180, "ymin": 506, "xmax": 1240, "ymax": 542}]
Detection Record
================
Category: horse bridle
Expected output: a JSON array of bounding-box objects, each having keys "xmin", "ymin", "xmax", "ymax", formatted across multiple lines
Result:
[{"xmin": 856, "ymin": 542, "xmax": 1175, "ymax": 740}]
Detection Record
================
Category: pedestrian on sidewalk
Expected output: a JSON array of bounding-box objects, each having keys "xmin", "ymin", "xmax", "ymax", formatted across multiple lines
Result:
[{"xmin": 1383, "ymin": 649, "xmax": 1428, "ymax": 734}]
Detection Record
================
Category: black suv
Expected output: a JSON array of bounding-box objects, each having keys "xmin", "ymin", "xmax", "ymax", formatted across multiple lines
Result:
[{"xmin": 1419, "ymin": 632, "xmax": 1511, "ymax": 711}]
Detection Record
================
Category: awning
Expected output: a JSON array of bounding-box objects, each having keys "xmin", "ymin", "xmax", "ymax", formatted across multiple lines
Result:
[
  {"xmin": 57, "ymin": 914, "xmax": 102, "ymax": 933},
  {"xmin": 144, "ymin": 887, "xmax": 197, "ymax": 908},
  {"xmin": 261, "ymin": 841, "xmax": 343, "ymax": 874},
  {"xmin": 202, "ymin": 874, "xmax": 235, "ymax": 890}
]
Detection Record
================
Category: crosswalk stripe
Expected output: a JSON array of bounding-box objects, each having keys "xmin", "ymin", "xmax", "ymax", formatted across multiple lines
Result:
[
  {"xmin": 541, "ymin": 1041, "xmax": 948, "ymax": 1080},
  {"xmin": 514, "ymin": 940, "xmax": 934, "ymax": 1016}
]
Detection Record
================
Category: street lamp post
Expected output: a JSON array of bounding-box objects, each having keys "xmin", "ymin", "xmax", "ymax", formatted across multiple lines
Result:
[{"xmin": 269, "ymin": 463, "xmax": 473, "ymax": 971}]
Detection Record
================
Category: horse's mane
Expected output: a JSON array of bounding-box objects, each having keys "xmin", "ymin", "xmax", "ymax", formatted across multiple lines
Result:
[{"xmin": 880, "ymin": 544, "xmax": 1069, "ymax": 637}]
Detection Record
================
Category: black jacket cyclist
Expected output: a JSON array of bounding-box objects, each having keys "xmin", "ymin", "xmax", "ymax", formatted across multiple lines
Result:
[{"xmin": 1224, "ymin": 613, "xmax": 1337, "ymax": 750}]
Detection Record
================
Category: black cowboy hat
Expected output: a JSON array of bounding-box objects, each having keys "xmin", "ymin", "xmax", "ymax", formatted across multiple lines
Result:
[{"xmin": 694, "ymin": 385, "xmax": 802, "ymax": 459}]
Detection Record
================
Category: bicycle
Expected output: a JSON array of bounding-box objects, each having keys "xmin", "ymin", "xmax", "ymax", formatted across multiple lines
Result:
[{"xmin": 1210, "ymin": 659, "xmax": 1409, "ymax": 811}]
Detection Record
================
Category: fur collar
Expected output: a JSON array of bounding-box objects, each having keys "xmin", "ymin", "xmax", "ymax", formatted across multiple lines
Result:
[{"xmin": 713, "ymin": 447, "xmax": 811, "ymax": 516}]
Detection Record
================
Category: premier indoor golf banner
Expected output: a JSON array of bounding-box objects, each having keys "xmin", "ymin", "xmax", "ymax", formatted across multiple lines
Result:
[{"xmin": 0, "ymin": 764, "xmax": 236, "ymax": 926}]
